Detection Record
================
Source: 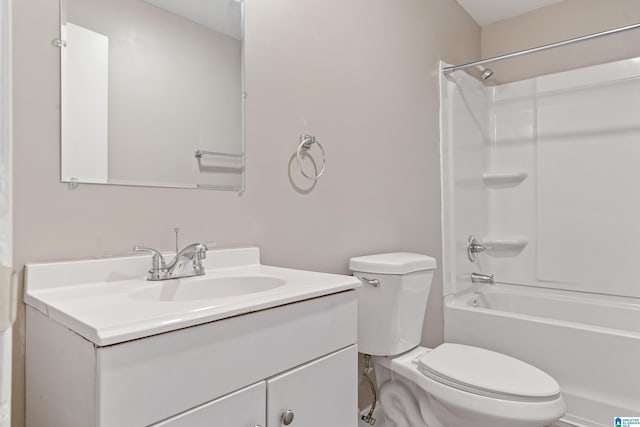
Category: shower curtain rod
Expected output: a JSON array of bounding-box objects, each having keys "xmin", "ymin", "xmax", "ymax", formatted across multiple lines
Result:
[{"xmin": 443, "ymin": 22, "xmax": 640, "ymax": 74}]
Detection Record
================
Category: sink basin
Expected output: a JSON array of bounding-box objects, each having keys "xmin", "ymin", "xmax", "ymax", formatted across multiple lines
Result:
[
  {"xmin": 129, "ymin": 275, "xmax": 287, "ymax": 302},
  {"xmin": 24, "ymin": 247, "xmax": 361, "ymax": 345}
]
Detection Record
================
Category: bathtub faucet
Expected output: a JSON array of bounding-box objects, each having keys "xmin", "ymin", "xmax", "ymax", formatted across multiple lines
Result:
[{"xmin": 471, "ymin": 272, "xmax": 495, "ymax": 285}]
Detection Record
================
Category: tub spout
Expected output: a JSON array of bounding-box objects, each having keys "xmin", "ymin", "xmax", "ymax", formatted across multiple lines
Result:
[{"xmin": 471, "ymin": 272, "xmax": 495, "ymax": 285}]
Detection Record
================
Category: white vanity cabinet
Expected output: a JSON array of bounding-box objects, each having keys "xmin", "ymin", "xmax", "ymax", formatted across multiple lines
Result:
[
  {"xmin": 26, "ymin": 291, "xmax": 357, "ymax": 427},
  {"xmin": 155, "ymin": 345, "xmax": 357, "ymax": 427},
  {"xmin": 267, "ymin": 345, "xmax": 357, "ymax": 426},
  {"xmin": 154, "ymin": 382, "xmax": 266, "ymax": 427},
  {"xmin": 25, "ymin": 248, "xmax": 360, "ymax": 427}
]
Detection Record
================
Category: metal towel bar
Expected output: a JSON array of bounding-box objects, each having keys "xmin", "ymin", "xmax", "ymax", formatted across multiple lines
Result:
[{"xmin": 194, "ymin": 149, "xmax": 243, "ymax": 159}]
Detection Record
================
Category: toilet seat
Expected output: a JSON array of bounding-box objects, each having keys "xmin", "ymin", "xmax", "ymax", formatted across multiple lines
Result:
[
  {"xmin": 377, "ymin": 345, "xmax": 566, "ymax": 425},
  {"xmin": 416, "ymin": 343, "xmax": 561, "ymax": 402}
]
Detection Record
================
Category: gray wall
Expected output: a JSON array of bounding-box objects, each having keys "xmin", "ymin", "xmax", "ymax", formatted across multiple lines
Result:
[
  {"xmin": 482, "ymin": 0, "xmax": 640, "ymax": 83},
  {"xmin": 12, "ymin": 0, "xmax": 480, "ymax": 425}
]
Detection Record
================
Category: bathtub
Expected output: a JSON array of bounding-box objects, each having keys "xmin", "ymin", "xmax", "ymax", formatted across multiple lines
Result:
[{"xmin": 445, "ymin": 284, "xmax": 640, "ymax": 427}]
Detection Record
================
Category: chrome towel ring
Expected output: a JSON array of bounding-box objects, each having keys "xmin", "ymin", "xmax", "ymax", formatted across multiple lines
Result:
[{"xmin": 296, "ymin": 134, "xmax": 326, "ymax": 181}]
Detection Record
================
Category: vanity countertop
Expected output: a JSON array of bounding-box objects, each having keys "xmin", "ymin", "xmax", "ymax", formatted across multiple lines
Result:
[{"xmin": 24, "ymin": 247, "xmax": 360, "ymax": 346}]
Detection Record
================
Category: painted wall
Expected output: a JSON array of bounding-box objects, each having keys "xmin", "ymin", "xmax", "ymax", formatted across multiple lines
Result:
[
  {"xmin": 481, "ymin": 0, "xmax": 640, "ymax": 83},
  {"xmin": 11, "ymin": 0, "xmax": 479, "ymax": 425}
]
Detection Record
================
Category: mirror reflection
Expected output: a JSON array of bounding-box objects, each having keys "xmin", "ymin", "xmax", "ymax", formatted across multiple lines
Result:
[{"xmin": 61, "ymin": 0, "xmax": 244, "ymax": 190}]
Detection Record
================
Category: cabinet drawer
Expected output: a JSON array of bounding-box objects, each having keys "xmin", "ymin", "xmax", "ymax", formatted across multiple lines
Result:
[
  {"xmin": 153, "ymin": 382, "xmax": 265, "ymax": 427},
  {"xmin": 97, "ymin": 291, "xmax": 356, "ymax": 426}
]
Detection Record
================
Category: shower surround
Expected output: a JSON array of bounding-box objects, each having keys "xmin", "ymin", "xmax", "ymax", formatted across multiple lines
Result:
[{"xmin": 440, "ymin": 57, "xmax": 640, "ymax": 426}]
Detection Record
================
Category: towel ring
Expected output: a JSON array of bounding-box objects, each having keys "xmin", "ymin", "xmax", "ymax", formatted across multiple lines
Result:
[{"xmin": 296, "ymin": 134, "xmax": 326, "ymax": 181}]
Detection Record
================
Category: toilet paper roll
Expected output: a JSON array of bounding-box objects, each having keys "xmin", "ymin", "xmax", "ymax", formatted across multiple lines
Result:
[{"xmin": 0, "ymin": 265, "xmax": 16, "ymax": 332}]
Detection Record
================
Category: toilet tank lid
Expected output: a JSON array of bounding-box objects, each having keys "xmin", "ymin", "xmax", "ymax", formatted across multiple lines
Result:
[{"xmin": 349, "ymin": 253, "xmax": 437, "ymax": 274}]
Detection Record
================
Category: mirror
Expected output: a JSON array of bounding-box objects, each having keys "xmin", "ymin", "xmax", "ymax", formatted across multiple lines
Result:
[{"xmin": 60, "ymin": 0, "xmax": 244, "ymax": 191}]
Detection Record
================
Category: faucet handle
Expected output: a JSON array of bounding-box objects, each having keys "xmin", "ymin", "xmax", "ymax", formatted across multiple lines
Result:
[
  {"xmin": 133, "ymin": 245, "xmax": 166, "ymax": 270},
  {"xmin": 204, "ymin": 241, "xmax": 216, "ymax": 250},
  {"xmin": 194, "ymin": 242, "xmax": 215, "ymax": 260}
]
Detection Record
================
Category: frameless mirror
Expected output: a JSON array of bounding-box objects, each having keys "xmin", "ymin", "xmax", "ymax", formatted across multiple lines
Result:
[{"xmin": 60, "ymin": 0, "xmax": 244, "ymax": 191}]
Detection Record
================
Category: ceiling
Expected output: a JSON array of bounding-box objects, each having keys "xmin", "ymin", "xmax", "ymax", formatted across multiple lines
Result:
[
  {"xmin": 456, "ymin": 0, "xmax": 564, "ymax": 26},
  {"xmin": 144, "ymin": 0, "xmax": 242, "ymax": 40}
]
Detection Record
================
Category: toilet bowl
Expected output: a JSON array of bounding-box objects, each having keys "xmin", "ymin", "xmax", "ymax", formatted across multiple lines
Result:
[
  {"xmin": 375, "ymin": 345, "xmax": 565, "ymax": 427},
  {"xmin": 350, "ymin": 253, "xmax": 565, "ymax": 427}
]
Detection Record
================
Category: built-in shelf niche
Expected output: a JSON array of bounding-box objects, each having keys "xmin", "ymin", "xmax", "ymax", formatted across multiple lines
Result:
[
  {"xmin": 482, "ymin": 236, "xmax": 528, "ymax": 257},
  {"xmin": 482, "ymin": 171, "xmax": 528, "ymax": 189}
]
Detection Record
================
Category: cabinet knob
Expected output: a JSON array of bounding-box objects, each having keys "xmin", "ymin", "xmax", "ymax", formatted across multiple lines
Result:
[{"xmin": 282, "ymin": 409, "xmax": 295, "ymax": 425}]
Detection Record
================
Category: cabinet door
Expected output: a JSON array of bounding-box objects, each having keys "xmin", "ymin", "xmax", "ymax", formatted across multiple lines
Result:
[
  {"xmin": 266, "ymin": 345, "xmax": 357, "ymax": 427},
  {"xmin": 153, "ymin": 382, "xmax": 266, "ymax": 427}
]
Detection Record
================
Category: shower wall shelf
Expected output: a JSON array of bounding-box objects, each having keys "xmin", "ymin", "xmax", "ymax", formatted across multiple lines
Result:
[
  {"xmin": 482, "ymin": 171, "xmax": 528, "ymax": 189},
  {"xmin": 481, "ymin": 236, "xmax": 528, "ymax": 257}
]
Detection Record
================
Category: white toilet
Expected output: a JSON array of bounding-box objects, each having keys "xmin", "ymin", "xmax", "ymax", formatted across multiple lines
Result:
[{"xmin": 350, "ymin": 253, "xmax": 566, "ymax": 427}]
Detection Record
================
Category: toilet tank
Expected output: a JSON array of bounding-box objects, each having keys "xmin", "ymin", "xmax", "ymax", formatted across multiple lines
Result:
[{"xmin": 350, "ymin": 253, "xmax": 437, "ymax": 356}]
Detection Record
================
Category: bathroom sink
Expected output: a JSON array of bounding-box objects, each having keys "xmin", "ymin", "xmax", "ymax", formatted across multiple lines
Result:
[
  {"xmin": 129, "ymin": 275, "xmax": 287, "ymax": 302},
  {"xmin": 24, "ymin": 247, "xmax": 361, "ymax": 345}
]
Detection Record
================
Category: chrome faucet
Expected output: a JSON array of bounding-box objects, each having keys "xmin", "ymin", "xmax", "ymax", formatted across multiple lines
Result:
[
  {"xmin": 133, "ymin": 242, "xmax": 215, "ymax": 281},
  {"xmin": 471, "ymin": 272, "xmax": 495, "ymax": 285}
]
